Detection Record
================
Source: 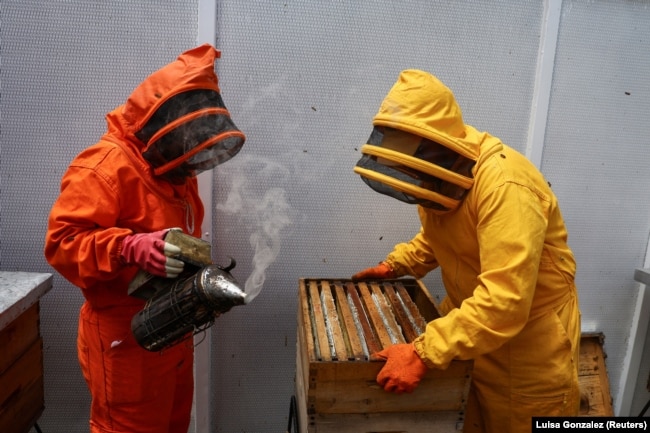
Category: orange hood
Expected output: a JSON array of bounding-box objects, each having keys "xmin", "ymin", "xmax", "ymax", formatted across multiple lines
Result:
[{"xmin": 105, "ymin": 44, "xmax": 245, "ymax": 183}]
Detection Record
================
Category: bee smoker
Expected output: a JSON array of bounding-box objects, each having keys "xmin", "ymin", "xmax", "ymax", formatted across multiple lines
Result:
[{"xmin": 128, "ymin": 231, "xmax": 247, "ymax": 352}]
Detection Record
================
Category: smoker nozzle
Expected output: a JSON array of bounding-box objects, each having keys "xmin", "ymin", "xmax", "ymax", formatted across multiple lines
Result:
[{"xmin": 195, "ymin": 261, "xmax": 246, "ymax": 315}]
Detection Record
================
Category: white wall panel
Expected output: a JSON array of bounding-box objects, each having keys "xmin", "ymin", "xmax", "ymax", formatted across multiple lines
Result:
[
  {"xmin": 210, "ymin": 1, "xmax": 544, "ymax": 431},
  {"xmin": 542, "ymin": 0, "xmax": 650, "ymax": 415},
  {"xmin": 0, "ymin": 1, "xmax": 198, "ymax": 431}
]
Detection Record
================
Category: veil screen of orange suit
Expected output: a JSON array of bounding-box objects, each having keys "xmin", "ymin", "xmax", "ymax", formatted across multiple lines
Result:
[{"xmin": 138, "ymin": 89, "xmax": 244, "ymax": 183}]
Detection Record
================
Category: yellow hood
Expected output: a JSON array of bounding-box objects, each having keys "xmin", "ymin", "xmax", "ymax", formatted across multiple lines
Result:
[{"xmin": 373, "ymin": 69, "xmax": 480, "ymax": 162}]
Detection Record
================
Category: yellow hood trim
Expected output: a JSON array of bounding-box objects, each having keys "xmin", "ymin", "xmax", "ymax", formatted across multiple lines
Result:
[
  {"xmin": 353, "ymin": 166, "xmax": 460, "ymax": 210},
  {"xmin": 361, "ymin": 144, "xmax": 474, "ymax": 189}
]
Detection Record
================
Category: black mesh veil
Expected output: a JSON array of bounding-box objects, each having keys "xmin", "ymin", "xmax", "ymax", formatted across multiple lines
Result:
[
  {"xmin": 138, "ymin": 89, "xmax": 245, "ymax": 184},
  {"xmin": 355, "ymin": 127, "xmax": 475, "ymax": 211}
]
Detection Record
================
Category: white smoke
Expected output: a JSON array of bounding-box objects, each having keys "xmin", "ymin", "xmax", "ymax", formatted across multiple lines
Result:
[{"xmin": 216, "ymin": 155, "xmax": 293, "ymax": 303}]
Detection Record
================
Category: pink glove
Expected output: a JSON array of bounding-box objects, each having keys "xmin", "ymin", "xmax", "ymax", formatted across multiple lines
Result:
[
  {"xmin": 351, "ymin": 262, "xmax": 395, "ymax": 280},
  {"xmin": 120, "ymin": 229, "xmax": 184, "ymax": 278},
  {"xmin": 375, "ymin": 343, "xmax": 428, "ymax": 394}
]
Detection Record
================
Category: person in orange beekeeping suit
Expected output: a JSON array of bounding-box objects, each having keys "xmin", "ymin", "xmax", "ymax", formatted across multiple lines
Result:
[
  {"xmin": 44, "ymin": 44, "xmax": 245, "ymax": 433},
  {"xmin": 352, "ymin": 69, "xmax": 581, "ymax": 433}
]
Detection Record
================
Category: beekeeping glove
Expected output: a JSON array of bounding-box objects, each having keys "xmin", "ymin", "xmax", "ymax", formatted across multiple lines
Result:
[
  {"xmin": 351, "ymin": 261, "xmax": 395, "ymax": 280},
  {"xmin": 120, "ymin": 228, "xmax": 184, "ymax": 278},
  {"xmin": 374, "ymin": 342, "xmax": 428, "ymax": 394}
]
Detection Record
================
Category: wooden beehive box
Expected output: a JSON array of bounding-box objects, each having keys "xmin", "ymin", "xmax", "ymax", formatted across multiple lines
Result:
[
  {"xmin": 296, "ymin": 278, "xmax": 472, "ymax": 433},
  {"xmin": 0, "ymin": 303, "xmax": 44, "ymax": 433},
  {"xmin": 578, "ymin": 332, "xmax": 613, "ymax": 416}
]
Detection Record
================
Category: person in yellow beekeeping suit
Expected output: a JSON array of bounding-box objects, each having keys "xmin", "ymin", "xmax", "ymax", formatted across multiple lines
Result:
[{"xmin": 352, "ymin": 69, "xmax": 581, "ymax": 433}]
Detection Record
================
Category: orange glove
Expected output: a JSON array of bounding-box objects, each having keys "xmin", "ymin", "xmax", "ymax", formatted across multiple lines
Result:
[
  {"xmin": 375, "ymin": 343, "xmax": 428, "ymax": 394},
  {"xmin": 351, "ymin": 261, "xmax": 395, "ymax": 280}
]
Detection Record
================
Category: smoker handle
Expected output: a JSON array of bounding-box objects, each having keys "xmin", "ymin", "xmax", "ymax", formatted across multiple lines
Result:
[{"xmin": 287, "ymin": 395, "xmax": 299, "ymax": 433}]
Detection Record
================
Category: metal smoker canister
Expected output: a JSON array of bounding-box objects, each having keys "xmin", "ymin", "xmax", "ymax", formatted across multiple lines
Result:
[{"xmin": 131, "ymin": 261, "xmax": 246, "ymax": 352}]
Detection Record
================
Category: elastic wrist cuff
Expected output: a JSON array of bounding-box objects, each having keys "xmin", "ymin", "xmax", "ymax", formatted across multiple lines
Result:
[
  {"xmin": 383, "ymin": 259, "xmax": 401, "ymax": 277},
  {"xmin": 413, "ymin": 336, "xmax": 435, "ymax": 368}
]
